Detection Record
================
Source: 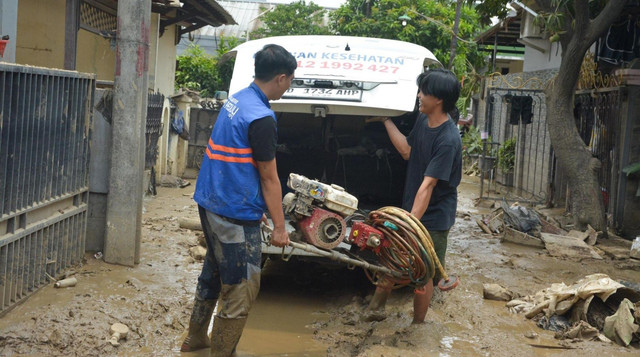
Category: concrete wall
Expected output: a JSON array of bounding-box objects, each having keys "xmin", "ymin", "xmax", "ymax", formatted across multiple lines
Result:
[
  {"xmin": 154, "ymin": 20, "xmax": 177, "ymax": 95},
  {"xmin": 16, "ymin": 0, "xmax": 115, "ymax": 80},
  {"xmin": 495, "ymin": 58, "xmax": 524, "ymax": 75},
  {"xmin": 76, "ymin": 30, "xmax": 115, "ymax": 81},
  {"xmin": 16, "ymin": 0, "xmax": 65, "ymax": 68},
  {"xmin": 523, "ymin": 42, "xmax": 562, "ymax": 72}
]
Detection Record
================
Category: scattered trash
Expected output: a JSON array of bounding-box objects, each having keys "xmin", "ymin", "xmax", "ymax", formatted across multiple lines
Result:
[
  {"xmin": 603, "ymin": 298, "xmax": 639, "ymax": 346},
  {"xmin": 54, "ymin": 277, "xmax": 77, "ymax": 288},
  {"xmin": 94, "ymin": 252, "xmax": 103, "ymax": 260},
  {"xmin": 160, "ymin": 175, "xmax": 190, "ymax": 188},
  {"xmin": 631, "ymin": 237, "xmax": 640, "ymax": 260},
  {"xmin": 483, "ymin": 283, "xmax": 516, "ymax": 301},
  {"xmin": 178, "ymin": 218, "xmax": 202, "ymax": 231},
  {"xmin": 189, "ymin": 246, "xmax": 207, "ymax": 261},
  {"xmin": 540, "ymin": 233, "xmax": 602, "ymax": 260},
  {"xmin": 108, "ymin": 323, "xmax": 129, "ymax": 347},
  {"xmin": 500, "ymin": 200, "xmax": 541, "ymax": 235},
  {"xmin": 506, "ymin": 274, "xmax": 640, "ymax": 345},
  {"xmin": 537, "ymin": 314, "xmax": 571, "ymax": 332},
  {"xmin": 502, "ymin": 226, "xmax": 545, "ymax": 248},
  {"xmin": 555, "ymin": 320, "xmax": 600, "ymax": 340}
]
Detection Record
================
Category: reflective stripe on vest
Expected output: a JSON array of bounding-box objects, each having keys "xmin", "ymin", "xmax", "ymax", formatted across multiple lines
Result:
[{"xmin": 205, "ymin": 138, "xmax": 256, "ymax": 166}]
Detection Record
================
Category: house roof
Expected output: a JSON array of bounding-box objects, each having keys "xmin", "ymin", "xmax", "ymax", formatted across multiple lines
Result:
[
  {"xmin": 82, "ymin": 0, "xmax": 235, "ymax": 37},
  {"xmin": 195, "ymin": 1, "xmax": 277, "ymax": 39},
  {"xmin": 153, "ymin": 0, "xmax": 237, "ymax": 35},
  {"xmin": 475, "ymin": 14, "xmax": 523, "ymax": 49}
]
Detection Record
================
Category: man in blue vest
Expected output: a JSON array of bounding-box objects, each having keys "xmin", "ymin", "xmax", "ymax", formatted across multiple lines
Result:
[{"xmin": 181, "ymin": 44, "xmax": 296, "ymax": 356}]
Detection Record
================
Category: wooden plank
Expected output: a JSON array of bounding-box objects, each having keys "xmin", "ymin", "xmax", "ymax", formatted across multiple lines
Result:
[
  {"xmin": 501, "ymin": 227, "xmax": 545, "ymax": 248},
  {"xmin": 540, "ymin": 233, "xmax": 602, "ymax": 260}
]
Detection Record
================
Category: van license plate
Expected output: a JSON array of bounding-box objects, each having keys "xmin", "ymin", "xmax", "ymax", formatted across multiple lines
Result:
[{"xmin": 283, "ymin": 88, "xmax": 363, "ymax": 101}]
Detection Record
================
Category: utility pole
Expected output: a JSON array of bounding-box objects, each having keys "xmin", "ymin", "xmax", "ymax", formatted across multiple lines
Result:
[
  {"xmin": 448, "ymin": 0, "xmax": 463, "ymax": 69},
  {"xmin": 104, "ymin": 0, "xmax": 150, "ymax": 266}
]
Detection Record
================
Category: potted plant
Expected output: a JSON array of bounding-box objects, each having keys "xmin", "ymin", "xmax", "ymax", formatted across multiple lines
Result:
[
  {"xmin": 497, "ymin": 137, "xmax": 516, "ymax": 186},
  {"xmin": 462, "ymin": 126, "xmax": 498, "ymax": 174}
]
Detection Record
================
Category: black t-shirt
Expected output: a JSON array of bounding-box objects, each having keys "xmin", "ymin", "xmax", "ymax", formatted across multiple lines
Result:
[
  {"xmin": 248, "ymin": 116, "xmax": 277, "ymax": 162},
  {"xmin": 403, "ymin": 113, "xmax": 462, "ymax": 231}
]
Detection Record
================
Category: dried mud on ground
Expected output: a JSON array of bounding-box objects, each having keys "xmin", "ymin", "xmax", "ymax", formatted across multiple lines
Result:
[{"xmin": 0, "ymin": 175, "xmax": 639, "ymax": 357}]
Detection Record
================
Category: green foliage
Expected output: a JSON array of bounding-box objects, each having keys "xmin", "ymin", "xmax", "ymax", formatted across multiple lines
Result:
[
  {"xmin": 622, "ymin": 162, "xmax": 640, "ymax": 177},
  {"xmin": 175, "ymin": 44, "xmax": 218, "ymax": 97},
  {"xmin": 250, "ymin": 1, "xmax": 332, "ymax": 39},
  {"xmin": 330, "ymin": 0, "xmax": 484, "ymax": 78},
  {"xmin": 497, "ymin": 136, "xmax": 516, "ymax": 173},
  {"xmin": 462, "ymin": 126, "xmax": 483, "ymax": 157},
  {"xmin": 216, "ymin": 37, "xmax": 242, "ymax": 92},
  {"xmin": 175, "ymin": 36, "xmax": 241, "ymax": 97}
]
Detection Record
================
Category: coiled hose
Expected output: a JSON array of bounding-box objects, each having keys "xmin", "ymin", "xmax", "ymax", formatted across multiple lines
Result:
[{"xmin": 364, "ymin": 206, "xmax": 449, "ymax": 289}]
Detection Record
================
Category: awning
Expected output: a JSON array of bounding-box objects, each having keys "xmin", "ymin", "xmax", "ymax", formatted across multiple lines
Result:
[{"xmin": 80, "ymin": 0, "xmax": 236, "ymax": 38}]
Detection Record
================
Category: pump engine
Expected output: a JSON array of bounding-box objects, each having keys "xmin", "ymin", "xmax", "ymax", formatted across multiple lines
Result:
[{"xmin": 283, "ymin": 173, "xmax": 359, "ymax": 249}]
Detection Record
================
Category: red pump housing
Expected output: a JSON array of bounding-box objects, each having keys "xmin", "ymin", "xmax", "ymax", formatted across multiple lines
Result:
[{"xmin": 347, "ymin": 221, "xmax": 389, "ymax": 254}]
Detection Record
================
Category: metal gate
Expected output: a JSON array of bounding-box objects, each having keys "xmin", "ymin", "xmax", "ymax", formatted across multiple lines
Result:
[
  {"xmin": 145, "ymin": 92, "xmax": 164, "ymax": 170},
  {"xmin": 187, "ymin": 107, "xmax": 219, "ymax": 169},
  {"xmin": 0, "ymin": 64, "xmax": 95, "ymax": 314},
  {"xmin": 480, "ymin": 86, "xmax": 552, "ymax": 204},
  {"xmin": 571, "ymin": 88, "xmax": 623, "ymax": 215}
]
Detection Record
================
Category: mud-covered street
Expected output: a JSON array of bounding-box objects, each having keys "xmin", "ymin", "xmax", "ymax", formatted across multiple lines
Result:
[{"xmin": 0, "ymin": 175, "xmax": 638, "ymax": 357}]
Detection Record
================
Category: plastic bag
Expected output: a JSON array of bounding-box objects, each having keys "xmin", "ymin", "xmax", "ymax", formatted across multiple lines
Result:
[{"xmin": 171, "ymin": 110, "xmax": 190, "ymax": 141}]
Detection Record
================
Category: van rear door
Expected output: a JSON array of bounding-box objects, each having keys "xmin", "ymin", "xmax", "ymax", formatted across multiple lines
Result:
[{"xmin": 227, "ymin": 35, "xmax": 441, "ymax": 117}]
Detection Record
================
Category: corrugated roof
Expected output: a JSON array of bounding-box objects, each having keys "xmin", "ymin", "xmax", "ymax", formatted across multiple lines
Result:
[{"xmin": 195, "ymin": 1, "xmax": 275, "ymax": 38}]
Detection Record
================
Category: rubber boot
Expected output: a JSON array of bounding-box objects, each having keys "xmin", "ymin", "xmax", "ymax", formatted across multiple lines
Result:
[
  {"xmin": 210, "ymin": 316, "xmax": 247, "ymax": 357},
  {"xmin": 180, "ymin": 298, "xmax": 216, "ymax": 352}
]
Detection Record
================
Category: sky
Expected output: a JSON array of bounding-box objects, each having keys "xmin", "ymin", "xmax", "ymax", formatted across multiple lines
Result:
[{"xmin": 268, "ymin": 0, "xmax": 346, "ymax": 9}]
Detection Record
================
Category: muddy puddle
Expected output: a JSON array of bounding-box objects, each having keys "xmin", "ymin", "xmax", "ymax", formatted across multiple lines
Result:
[{"xmin": 1, "ymin": 176, "xmax": 639, "ymax": 356}]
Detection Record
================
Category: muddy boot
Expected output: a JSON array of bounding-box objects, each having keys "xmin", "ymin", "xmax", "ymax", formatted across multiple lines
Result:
[
  {"xmin": 210, "ymin": 316, "xmax": 247, "ymax": 357},
  {"xmin": 180, "ymin": 298, "xmax": 216, "ymax": 352}
]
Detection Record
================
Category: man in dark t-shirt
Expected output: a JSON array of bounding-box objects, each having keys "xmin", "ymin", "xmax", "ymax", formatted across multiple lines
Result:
[{"xmin": 365, "ymin": 69, "xmax": 461, "ymax": 324}]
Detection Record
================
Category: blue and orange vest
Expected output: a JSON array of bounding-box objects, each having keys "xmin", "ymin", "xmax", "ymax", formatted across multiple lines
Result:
[{"xmin": 194, "ymin": 83, "xmax": 275, "ymax": 220}]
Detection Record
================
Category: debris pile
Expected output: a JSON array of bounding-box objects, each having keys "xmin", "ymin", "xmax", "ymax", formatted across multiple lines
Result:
[
  {"xmin": 475, "ymin": 201, "xmax": 605, "ymax": 260},
  {"xmin": 505, "ymin": 274, "xmax": 640, "ymax": 346}
]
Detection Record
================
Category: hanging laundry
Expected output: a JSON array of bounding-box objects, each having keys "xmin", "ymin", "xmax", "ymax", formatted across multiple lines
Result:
[
  {"xmin": 508, "ymin": 96, "xmax": 533, "ymax": 125},
  {"xmin": 599, "ymin": 17, "xmax": 640, "ymax": 65}
]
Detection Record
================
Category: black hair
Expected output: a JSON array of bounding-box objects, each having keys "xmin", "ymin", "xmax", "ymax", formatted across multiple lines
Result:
[
  {"xmin": 254, "ymin": 44, "xmax": 297, "ymax": 82},
  {"xmin": 416, "ymin": 69, "xmax": 461, "ymax": 113}
]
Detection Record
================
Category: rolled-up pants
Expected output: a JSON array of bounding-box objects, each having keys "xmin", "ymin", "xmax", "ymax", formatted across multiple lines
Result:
[{"xmin": 195, "ymin": 205, "xmax": 262, "ymax": 319}]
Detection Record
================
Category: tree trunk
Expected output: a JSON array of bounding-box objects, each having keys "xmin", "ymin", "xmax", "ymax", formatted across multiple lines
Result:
[
  {"xmin": 546, "ymin": 41, "xmax": 606, "ymax": 234},
  {"xmin": 448, "ymin": 0, "xmax": 463, "ymax": 69}
]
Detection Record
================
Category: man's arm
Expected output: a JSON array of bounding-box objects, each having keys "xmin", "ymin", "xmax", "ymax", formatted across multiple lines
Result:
[
  {"xmin": 410, "ymin": 176, "xmax": 438, "ymax": 220},
  {"xmin": 367, "ymin": 117, "xmax": 411, "ymax": 160},
  {"xmin": 257, "ymin": 159, "xmax": 289, "ymax": 247}
]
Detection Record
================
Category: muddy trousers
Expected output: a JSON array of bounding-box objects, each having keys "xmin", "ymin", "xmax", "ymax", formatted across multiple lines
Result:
[{"xmin": 194, "ymin": 206, "xmax": 262, "ymax": 356}]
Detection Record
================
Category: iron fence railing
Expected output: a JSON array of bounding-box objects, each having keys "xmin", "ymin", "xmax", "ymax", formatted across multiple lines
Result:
[
  {"xmin": 480, "ymin": 88, "xmax": 551, "ymax": 204},
  {"xmin": 573, "ymin": 88, "xmax": 623, "ymax": 214},
  {"xmin": 145, "ymin": 92, "xmax": 164, "ymax": 169},
  {"xmin": 0, "ymin": 63, "xmax": 94, "ymax": 314}
]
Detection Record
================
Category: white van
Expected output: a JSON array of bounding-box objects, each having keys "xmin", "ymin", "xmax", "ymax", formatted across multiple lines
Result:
[{"xmin": 224, "ymin": 35, "xmax": 442, "ymax": 260}]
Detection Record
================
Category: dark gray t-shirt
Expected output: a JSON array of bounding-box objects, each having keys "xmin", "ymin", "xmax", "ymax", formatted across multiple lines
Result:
[{"xmin": 403, "ymin": 113, "xmax": 462, "ymax": 231}]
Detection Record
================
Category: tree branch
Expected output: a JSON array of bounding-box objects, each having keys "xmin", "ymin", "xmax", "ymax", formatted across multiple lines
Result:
[
  {"xmin": 585, "ymin": 0, "xmax": 626, "ymax": 44},
  {"xmin": 574, "ymin": 0, "xmax": 589, "ymax": 32},
  {"xmin": 534, "ymin": 0, "xmax": 552, "ymax": 11}
]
